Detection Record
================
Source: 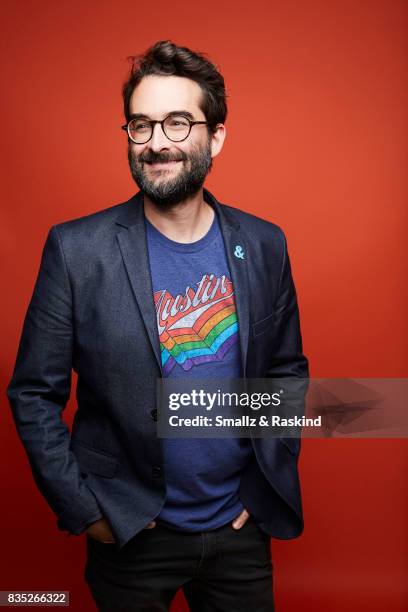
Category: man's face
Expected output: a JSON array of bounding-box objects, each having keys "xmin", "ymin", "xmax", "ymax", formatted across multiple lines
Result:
[{"xmin": 127, "ymin": 75, "xmax": 216, "ymax": 208}]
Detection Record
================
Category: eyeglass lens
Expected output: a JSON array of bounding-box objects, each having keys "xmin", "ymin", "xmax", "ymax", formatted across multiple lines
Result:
[{"xmin": 128, "ymin": 115, "xmax": 191, "ymax": 143}]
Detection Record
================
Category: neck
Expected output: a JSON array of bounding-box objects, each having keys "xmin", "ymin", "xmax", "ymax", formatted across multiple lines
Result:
[{"xmin": 143, "ymin": 188, "xmax": 215, "ymax": 243}]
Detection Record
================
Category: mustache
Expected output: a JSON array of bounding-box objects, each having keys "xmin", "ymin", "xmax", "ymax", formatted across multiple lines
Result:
[{"xmin": 136, "ymin": 151, "xmax": 187, "ymax": 164}]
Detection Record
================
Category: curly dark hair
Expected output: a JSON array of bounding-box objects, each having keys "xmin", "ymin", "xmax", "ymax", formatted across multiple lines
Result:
[{"xmin": 122, "ymin": 40, "xmax": 227, "ymax": 133}]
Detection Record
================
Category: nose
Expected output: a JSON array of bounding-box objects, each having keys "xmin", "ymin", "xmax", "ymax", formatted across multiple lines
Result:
[{"xmin": 148, "ymin": 121, "xmax": 170, "ymax": 152}]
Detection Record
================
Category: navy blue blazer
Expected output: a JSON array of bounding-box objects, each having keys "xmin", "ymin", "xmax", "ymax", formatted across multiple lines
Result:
[{"xmin": 7, "ymin": 188, "xmax": 309, "ymax": 549}]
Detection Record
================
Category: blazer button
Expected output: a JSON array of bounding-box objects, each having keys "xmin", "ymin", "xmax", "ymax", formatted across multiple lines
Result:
[
  {"xmin": 152, "ymin": 466, "xmax": 162, "ymax": 479},
  {"xmin": 150, "ymin": 409, "xmax": 158, "ymax": 422}
]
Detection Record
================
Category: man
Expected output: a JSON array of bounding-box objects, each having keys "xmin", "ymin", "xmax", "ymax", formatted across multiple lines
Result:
[{"xmin": 7, "ymin": 40, "xmax": 308, "ymax": 611}]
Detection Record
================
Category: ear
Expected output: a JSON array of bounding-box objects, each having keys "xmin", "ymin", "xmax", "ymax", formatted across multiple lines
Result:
[{"xmin": 210, "ymin": 124, "xmax": 226, "ymax": 159}]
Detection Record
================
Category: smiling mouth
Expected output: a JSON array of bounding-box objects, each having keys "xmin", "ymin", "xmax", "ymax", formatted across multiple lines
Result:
[{"xmin": 145, "ymin": 160, "xmax": 183, "ymax": 170}]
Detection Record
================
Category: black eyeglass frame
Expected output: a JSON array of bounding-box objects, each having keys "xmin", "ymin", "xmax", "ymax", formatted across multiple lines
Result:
[{"xmin": 121, "ymin": 114, "xmax": 208, "ymax": 144}]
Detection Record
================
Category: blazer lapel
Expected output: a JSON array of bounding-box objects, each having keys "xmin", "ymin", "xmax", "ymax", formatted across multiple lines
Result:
[
  {"xmin": 115, "ymin": 189, "xmax": 250, "ymax": 379},
  {"xmin": 204, "ymin": 189, "xmax": 250, "ymax": 379},
  {"xmin": 116, "ymin": 192, "xmax": 163, "ymax": 373}
]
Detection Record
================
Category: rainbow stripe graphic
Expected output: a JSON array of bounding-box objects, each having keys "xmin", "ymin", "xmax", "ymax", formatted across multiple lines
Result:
[{"xmin": 154, "ymin": 276, "xmax": 239, "ymax": 375}]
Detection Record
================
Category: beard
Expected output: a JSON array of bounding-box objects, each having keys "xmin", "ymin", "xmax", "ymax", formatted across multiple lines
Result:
[{"xmin": 128, "ymin": 138, "xmax": 213, "ymax": 209}]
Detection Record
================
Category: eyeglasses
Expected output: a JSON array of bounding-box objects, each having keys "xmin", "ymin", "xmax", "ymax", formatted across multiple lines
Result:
[{"xmin": 121, "ymin": 114, "xmax": 208, "ymax": 144}]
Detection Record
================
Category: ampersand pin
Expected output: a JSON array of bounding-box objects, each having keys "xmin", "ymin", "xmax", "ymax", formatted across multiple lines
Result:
[{"xmin": 234, "ymin": 245, "xmax": 245, "ymax": 260}]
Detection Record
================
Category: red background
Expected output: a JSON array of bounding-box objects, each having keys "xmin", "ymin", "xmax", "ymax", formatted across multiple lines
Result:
[{"xmin": 1, "ymin": 1, "xmax": 407, "ymax": 610}]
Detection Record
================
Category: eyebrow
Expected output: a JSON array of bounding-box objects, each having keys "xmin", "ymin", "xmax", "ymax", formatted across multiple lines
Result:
[{"xmin": 129, "ymin": 110, "xmax": 195, "ymax": 121}]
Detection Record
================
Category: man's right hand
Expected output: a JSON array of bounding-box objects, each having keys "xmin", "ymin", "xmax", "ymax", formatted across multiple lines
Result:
[
  {"xmin": 86, "ymin": 518, "xmax": 115, "ymax": 543},
  {"xmin": 86, "ymin": 518, "xmax": 157, "ymax": 543}
]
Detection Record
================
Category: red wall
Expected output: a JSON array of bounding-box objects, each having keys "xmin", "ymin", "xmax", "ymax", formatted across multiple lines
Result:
[{"xmin": 1, "ymin": 1, "xmax": 407, "ymax": 610}]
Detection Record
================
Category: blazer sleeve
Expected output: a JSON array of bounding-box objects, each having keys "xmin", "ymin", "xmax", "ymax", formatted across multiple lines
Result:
[
  {"xmin": 6, "ymin": 225, "xmax": 104, "ymax": 535},
  {"xmin": 265, "ymin": 230, "xmax": 309, "ymax": 379},
  {"xmin": 264, "ymin": 231, "xmax": 309, "ymax": 453}
]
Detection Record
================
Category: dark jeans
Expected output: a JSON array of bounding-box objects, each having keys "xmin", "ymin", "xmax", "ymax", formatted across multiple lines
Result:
[{"xmin": 84, "ymin": 517, "xmax": 274, "ymax": 611}]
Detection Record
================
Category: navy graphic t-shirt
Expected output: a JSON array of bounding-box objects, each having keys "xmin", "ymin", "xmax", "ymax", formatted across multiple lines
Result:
[{"xmin": 145, "ymin": 210, "xmax": 253, "ymax": 531}]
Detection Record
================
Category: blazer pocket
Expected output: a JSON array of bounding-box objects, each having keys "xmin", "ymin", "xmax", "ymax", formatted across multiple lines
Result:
[
  {"xmin": 71, "ymin": 441, "xmax": 119, "ymax": 478},
  {"xmin": 252, "ymin": 312, "xmax": 276, "ymax": 338}
]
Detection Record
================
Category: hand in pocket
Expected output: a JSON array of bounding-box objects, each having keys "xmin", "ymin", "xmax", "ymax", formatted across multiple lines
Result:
[{"xmin": 86, "ymin": 518, "xmax": 115, "ymax": 543}]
